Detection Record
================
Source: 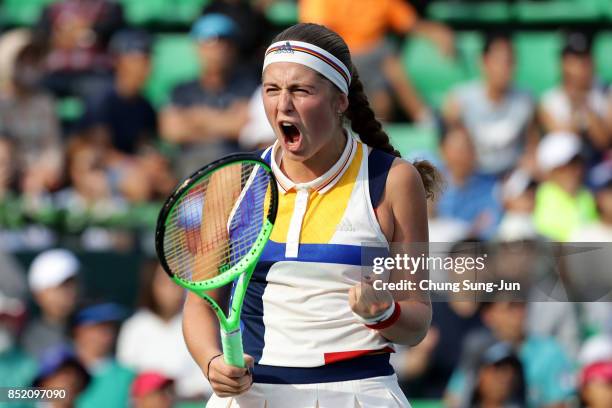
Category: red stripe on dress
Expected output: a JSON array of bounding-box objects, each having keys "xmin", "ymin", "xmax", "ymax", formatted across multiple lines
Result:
[{"xmin": 323, "ymin": 346, "xmax": 395, "ymax": 364}]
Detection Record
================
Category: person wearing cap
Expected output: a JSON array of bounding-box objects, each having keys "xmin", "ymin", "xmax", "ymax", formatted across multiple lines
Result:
[
  {"xmin": 533, "ymin": 132, "xmax": 598, "ymax": 241},
  {"xmin": 580, "ymin": 361, "xmax": 612, "ymax": 408},
  {"xmin": 32, "ymin": 345, "xmax": 91, "ymax": 408},
  {"xmin": 78, "ymin": 29, "xmax": 157, "ymax": 157},
  {"xmin": 539, "ymin": 32, "xmax": 611, "ymax": 160},
  {"xmin": 463, "ymin": 342, "xmax": 527, "ymax": 408},
  {"xmin": 495, "ymin": 169, "xmax": 540, "ymax": 242},
  {"xmin": 572, "ymin": 159, "xmax": 612, "ymax": 241},
  {"xmin": 160, "ymin": 13, "xmax": 258, "ymax": 178},
  {"xmin": 446, "ymin": 299, "xmax": 575, "ymax": 408},
  {"xmin": 70, "ymin": 302, "xmax": 135, "ymax": 408},
  {"xmin": 21, "ymin": 249, "xmax": 81, "ymax": 358},
  {"xmin": 131, "ymin": 371, "xmax": 174, "ymax": 408}
]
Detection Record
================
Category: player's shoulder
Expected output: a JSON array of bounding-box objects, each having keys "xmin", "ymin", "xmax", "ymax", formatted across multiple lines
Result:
[{"xmin": 387, "ymin": 157, "xmax": 424, "ymax": 193}]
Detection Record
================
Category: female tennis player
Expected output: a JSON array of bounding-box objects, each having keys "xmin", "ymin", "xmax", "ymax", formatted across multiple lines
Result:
[{"xmin": 183, "ymin": 23, "xmax": 438, "ymax": 407}]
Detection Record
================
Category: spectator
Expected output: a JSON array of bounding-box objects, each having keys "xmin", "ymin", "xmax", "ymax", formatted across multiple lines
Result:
[
  {"xmin": 446, "ymin": 300, "xmax": 575, "ymax": 408},
  {"xmin": 32, "ymin": 345, "xmax": 91, "ymax": 408},
  {"xmin": 0, "ymin": 137, "xmax": 18, "ymax": 201},
  {"xmin": 35, "ymin": 0, "xmax": 125, "ymax": 100},
  {"xmin": 54, "ymin": 137, "xmax": 125, "ymax": 216},
  {"xmin": 0, "ymin": 29, "xmax": 32, "ymax": 94},
  {"xmin": 443, "ymin": 33, "xmax": 538, "ymax": 177},
  {"xmin": 117, "ymin": 262, "xmax": 211, "ymax": 399},
  {"xmin": 160, "ymin": 14, "xmax": 257, "ymax": 178},
  {"xmin": 0, "ymin": 136, "xmax": 46, "ymax": 251},
  {"xmin": 130, "ymin": 372, "xmax": 175, "ymax": 408},
  {"xmin": 0, "ymin": 43, "xmax": 63, "ymax": 198},
  {"xmin": 238, "ymin": 86, "xmax": 276, "ymax": 150},
  {"xmin": 579, "ymin": 361, "xmax": 612, "ymax": 408},
  {"xmin": 300, "ymin": 0, "xmax": 453, "ymax": 121},
  {"xmin": 436, "ymin": 126, "xmax": 503, "ymax": 239},
  {"xmin": 202, "ymin": 0, "xmax": 273, "ymax": 69},
  {"xmin": 0, "ymin": 293, "xmax": 37, "ymax": 403},
  {"xmin": 70, "ymin": 302, "xmax": 134, "ymax": 408},
  {"xmin": 79, "ymin": 29, "xmax": 156, "ymax": 157},
  {"xmin": 533, "ymin": 132, "xmax": 598, "ymax": 241},
  {"xmin": 540, "ymin": 32, "xmax": 611, "ymax": 164},
  {"xmin": 572, "ymin": 159, "xmax": 612, "ymax": 241},
  {"xmin": 398, "ymin": 240, "xmax": 484, "ymax": 398},
  {"xmin": 21, "ymin": 249, "xmax": 81, "ymax": 357},
  {"xmin": 131, "ymin": 146, "xmax": 177, "ymax": 202},
  {"xmin": 495, "ymin": 169, "xmax": 539, "ymax": 242},
  {"xmin": 464, "ymin": 342, "xmax": 527, "ymax": 408}
]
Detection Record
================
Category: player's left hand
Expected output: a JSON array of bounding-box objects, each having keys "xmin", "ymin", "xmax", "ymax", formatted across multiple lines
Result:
[{"xmin": 349, "ymin": 276, "xmax": 394, "ymax": 320}]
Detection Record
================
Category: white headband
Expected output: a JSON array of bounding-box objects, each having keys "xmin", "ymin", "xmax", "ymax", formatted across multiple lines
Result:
[{"xmin": 263, "ymin": 40, "xmax": 351, "ymax": 94}]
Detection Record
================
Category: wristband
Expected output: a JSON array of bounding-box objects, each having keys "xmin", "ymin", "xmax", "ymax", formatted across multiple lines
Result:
[
  {"xmin": 352, "ymin": 301, "xmax": 396, "ymax": 325},
  {"xmin": 205, "ymin": 353, "xmax": 223, "ymax": 380},
  {"xmin": 365, "ymin": 302, "xmax": 401, "ymax": 330}
]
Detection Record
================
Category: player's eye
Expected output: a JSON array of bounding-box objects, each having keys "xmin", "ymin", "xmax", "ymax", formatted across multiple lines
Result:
[{"xmin": 264, "ymin": 87, "xmax": 280, "ymax": 95}]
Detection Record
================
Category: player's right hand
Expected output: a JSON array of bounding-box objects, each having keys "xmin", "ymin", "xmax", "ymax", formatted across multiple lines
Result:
[{"xmin": 207, "ymin": 354, "xmax": 254, "ymax": 397}]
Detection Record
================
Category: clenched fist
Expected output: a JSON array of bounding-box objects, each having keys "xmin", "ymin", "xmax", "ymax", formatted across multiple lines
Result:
[{"xmin": 349, "ymin": 276, "xmax": 395, "ymax": 321}]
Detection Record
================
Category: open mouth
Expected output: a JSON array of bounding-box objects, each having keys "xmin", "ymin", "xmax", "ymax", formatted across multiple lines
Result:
[{"xmin": 280, "ymin": 122, "xmax": 302, "ymax": 147}]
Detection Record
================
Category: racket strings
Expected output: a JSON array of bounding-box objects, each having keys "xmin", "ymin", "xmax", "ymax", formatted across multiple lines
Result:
[{"xmin": 163, "ymin": 162, "xmax": 272, "ymax": 283}]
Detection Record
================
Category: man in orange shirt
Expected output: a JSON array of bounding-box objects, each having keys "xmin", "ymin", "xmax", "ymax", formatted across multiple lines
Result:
[{"xmin": 300, "ymin": 0, "xmax": 453, "ymax": 121}]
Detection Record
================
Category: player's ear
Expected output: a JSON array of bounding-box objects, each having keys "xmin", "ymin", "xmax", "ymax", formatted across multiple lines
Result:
[{"xmin": 335, "ymin": 91, "xmax": 349, "ymax": 115}]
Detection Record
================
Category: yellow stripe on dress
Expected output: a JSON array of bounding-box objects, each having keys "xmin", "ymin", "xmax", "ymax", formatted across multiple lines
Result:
[{"xmin": 270, "ymin": 144, "xmax": 363, "ymax": 244}]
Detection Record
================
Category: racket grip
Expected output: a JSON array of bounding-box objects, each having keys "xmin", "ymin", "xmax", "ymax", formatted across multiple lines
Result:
[{"xmin": 221, "ymin": 328, "xmax": 245, "ymax": 368}]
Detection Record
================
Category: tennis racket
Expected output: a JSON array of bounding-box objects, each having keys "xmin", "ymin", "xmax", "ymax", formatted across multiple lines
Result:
[{"xmin": 155, "ymin": 153, "xmax": 278, "ymax": 368}]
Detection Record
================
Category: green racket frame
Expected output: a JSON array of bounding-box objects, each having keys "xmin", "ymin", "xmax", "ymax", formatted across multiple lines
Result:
[{"xmin": 155, "ymin": 153, "xmax": 278, "ymax": 368}]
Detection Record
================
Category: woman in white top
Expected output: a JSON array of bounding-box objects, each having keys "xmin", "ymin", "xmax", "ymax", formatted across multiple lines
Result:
[
  {"xmin": 184, "ymin": 23, "xmax": 439, "ymax": 407},
  {"xmin": 117, "ymin": 261, "xmax": 212, "ymax": 399}
]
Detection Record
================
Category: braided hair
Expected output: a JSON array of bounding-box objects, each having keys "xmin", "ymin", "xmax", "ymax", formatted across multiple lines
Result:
[{"xmin": 271, "ymin": 23, "xmax": 440, "ymax": 199}]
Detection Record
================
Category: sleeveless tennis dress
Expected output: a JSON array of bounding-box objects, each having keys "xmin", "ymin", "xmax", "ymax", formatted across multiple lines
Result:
[{"xmin": 207, "ymin": 132, "xmax": 411, "ymax": 408}]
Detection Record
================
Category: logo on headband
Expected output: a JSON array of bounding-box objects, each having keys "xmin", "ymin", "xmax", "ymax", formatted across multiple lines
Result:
[{"xmin": 276, "ymin": 41, "xmax": 294, "ymax": 54}]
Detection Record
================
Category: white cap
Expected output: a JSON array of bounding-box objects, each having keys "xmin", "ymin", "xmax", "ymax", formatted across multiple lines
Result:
[
  {"xmin": 537, "ymin": 132, "xmax": 582, "ymax": 173},
  {"xmin": 495, "ymin": 213, "xmax": 539, "ymax": 242},
  {"xmin": 579, "ymin": 335, "xmax": 612, "ymax": 366},
  {"xmin": 501, "ymin": 169, "xmax": 535, "ymax": 202},
  {"xmin": 28, "ymin": 249, "xmax": 80, "ymax": 292}
]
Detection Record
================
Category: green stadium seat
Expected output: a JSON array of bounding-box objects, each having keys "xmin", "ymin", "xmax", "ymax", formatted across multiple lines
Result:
[
  {"xmin": 514, "ymin": 1, "xmax": 601, "ymax": 23},
  {"xmin": 120, "ymin": 0, "xmax": 167, "ymax": 26},
  {"xmin": 514, "ymin": 32, "xmax": 562, "ymax": 97},
  {"xmin": 427, "ymin": 1, "xmax": 511, "ymax": 23},
  {"xmin": 457, "ymin": 32, "xmax": 484, "ymax": 80},
  {"xmin": 401, "ymin": 36, "xmax": 465, "ymax": 110},
  {"xmin": 266, "ymin": 0, "xmax": 298, "ymax": 26},
  {"xmin": 170, "ymin": 0, "xmax": 209, "ymax": 25},
  {"xmin": 145, "ymin": 35, "xmax": 201, "ymax": 108},
  {"xmin": 411, "ymin": 400, "xmax": 444, "ymax": 408},
  {"xmin": 1, "ymin": 0, "xmax": 56, "ymax": 27},
  {"xmin": 594, "ymin": 32, "xmax": 612, "ymax": 83},
  {"xmin": 384, "ymin": 123, "xmax": 440, "ymax": 160},
  {"xmin": 56, "ymin": 97, "xmax": 85, "ymax": 122}
]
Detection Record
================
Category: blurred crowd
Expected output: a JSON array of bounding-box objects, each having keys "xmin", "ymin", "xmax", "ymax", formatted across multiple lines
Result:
[{"xmin": 0, "ymin": 0, "xmax": 611, "ymax": 407}]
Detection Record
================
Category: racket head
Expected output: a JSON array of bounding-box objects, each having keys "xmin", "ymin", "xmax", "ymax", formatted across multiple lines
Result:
[{"xmin": 155, "ymin": 153, "xmax": 278, "ymax": 292}]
